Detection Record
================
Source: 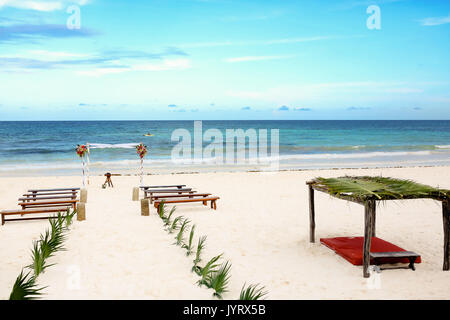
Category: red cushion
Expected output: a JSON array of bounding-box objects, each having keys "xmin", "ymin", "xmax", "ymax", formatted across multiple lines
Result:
[{"xmin": 320, "ymin": 237, "xmax": 421, "ymax": 266}]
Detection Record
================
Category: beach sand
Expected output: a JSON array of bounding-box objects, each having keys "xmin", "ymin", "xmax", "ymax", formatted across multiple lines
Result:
[{"xmin": 1, "ymin": 166, "xmax": 449, "ymax": 300}]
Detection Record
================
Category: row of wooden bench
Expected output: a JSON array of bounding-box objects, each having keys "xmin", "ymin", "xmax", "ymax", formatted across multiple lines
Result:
[
  {"xmin": 140, "ymin": 185, "xmax": 220, "ymax": 212},
  {"xmin": 1, "ymin": 188, "xmax": 80, "ymax": 225}
]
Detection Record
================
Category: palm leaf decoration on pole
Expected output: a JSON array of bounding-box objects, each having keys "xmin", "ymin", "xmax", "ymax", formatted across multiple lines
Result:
[{"xmin": 136, "ymin": 143, "xmax": 148, "ymax": 186}]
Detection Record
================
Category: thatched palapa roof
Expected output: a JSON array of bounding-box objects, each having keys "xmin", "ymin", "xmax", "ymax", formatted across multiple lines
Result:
[{"xmin": 307, "ymin": 176, "xmax": 450, "ymax": 203}]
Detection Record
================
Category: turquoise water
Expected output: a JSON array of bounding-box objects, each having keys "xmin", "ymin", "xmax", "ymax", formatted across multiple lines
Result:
[{"xmin": 0, "ymin": 120, "xmax": 449, "ymax": 175}]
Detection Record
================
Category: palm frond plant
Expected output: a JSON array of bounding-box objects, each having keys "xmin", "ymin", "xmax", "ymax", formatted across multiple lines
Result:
[
  {"xmin": 168, "ymin": 215, "xmax": 183, "ymax": 234},
  {"xmin": 28, "ymin": 240, "xmax": 52, "ymax": 277},
  {"xmin": 239, "ymin": 283, "xmax": 268, "ymax": 300},
  {"xmin": 206, "ymin": 261, "xmax": 232, "ymax": 299},
  {"xmin": 65, "ymin": 208, "xmax": 77, "ymax": 227},
  {"xmin": 56, "ymin": 211, "xmax": 67, "ymax": 230},
  {"xmin": 192, "ymin": 235, "xmax": 207, "ymax": 272},
  {"xmin": 39, "ymin": 229, "xmax": 55, "ymax": 260},
  {"xmin": 182, "ymin": 224, "xmax": 196, "ymax": 256},
  {"xmin": 175, "ymin": 218, "xmax": 191, "ymax": 246},
  {"xmin": 196, "ymin": 253, "xmax": 223, "ymax": 286},
  {"xmin": 9, "ymin": 270, "xmax": 45, "ymax": 300},
  {"xmin": 163, "ymin": 207, "xmax": 177, "ymax": 227},
  {"xmin": 49, "ymin": 217, "xmax": 66, "ymax": 253},
  {"xmin": 158, "ymin": 201, "xmax": 167, "ymax": 220}
]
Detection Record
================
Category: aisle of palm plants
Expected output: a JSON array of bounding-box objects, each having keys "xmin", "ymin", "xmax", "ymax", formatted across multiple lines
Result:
[
  {"xmin": 9, "ymin": 210, "xmax": 77, "ymax": 300},
  {"xmin": 157, "ymin": 202, "xmax": 268, "ymax": 300}
]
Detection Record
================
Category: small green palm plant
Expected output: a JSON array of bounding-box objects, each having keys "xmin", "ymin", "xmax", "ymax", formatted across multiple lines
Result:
[
  {"xmin": 158, "ymin": 201, "xmax": 167, "ymax": 220},
  {"xmin": 206, "ymin": 261, "xmax": 232, "ymax": 299},
  {"xmin": 163, "ymin": 207, "xmax": 177, "ymax": 227},
  {"xmin": 9, "ymin": 270, "xmax": 45, "ymax": 300},
  {"xmin": 192, "ymin": 235, "xmax": 207, "ymax": 272},
  {"xmin": 196, "ymin": 253, "xmax": 223, "ymax": 285},
  {"xmin": 239, "ymin": 283, "xmax": 268, "ymax": 300},
  {"xmin": 168, "ymin": 215, "xmax": 183, "ymax": 234},
  {"xmin": 175, "ymin": 218, "xmax": 191, "ymax": 246},
  {"xmin": 64, "ymin": 208, "xmax": 77, "ymax": 227},
  {"xmin": 28, "ymin": 240, "xmax": 51, "ymax": 277},
  {"xmin": 182, "ymin": 224, "xmax": 196, "ymax": 256},
  {"xmin": 49, "ymin": 215, "xmax": 67, "ymax": 253}
]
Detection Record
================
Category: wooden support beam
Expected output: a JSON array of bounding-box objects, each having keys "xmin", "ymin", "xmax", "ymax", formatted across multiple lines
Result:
[
  {"xmin": 309, "ymin": 185, "xmax": 316, "ymax": 243},
  {"xmin": 363, "ymin": 200, "xmax": 375, "ymax": 278},
  {"xmin": 443, "ymin": 199, "xmax": 450, "ymax": 271},
  {"xmin": 370, "ymin": 200, "xmax": 376, "ymax": 237}
]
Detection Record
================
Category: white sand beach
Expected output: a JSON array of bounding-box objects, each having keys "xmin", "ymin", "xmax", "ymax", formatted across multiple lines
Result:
[{"xmin": 1, "ymin": 166, "xmax": 450, "ymax": 300}]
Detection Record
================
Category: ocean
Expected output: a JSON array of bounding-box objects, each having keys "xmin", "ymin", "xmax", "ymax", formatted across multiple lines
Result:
[{"xmin": 0, "ymin": 120, "xmax": 449, "ymax": 176}]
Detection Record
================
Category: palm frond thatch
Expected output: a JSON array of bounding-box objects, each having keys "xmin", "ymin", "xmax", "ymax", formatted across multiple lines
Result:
[{"xmin": 313, "ymin": 176, "xmax": 450, "ymax": 202}]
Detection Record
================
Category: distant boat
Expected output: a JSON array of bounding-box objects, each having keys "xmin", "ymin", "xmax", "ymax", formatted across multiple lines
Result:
[{"xmin": 143, "ymin": 133, "xmax": 154, "ymax": 137}]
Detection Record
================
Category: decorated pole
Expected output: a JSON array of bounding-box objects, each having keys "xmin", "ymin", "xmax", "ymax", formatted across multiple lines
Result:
[
  {"xmin": 76, "ymin": 144, "xmax": 88, "ymax": 187},
  {"xmin": 136, "ymin": 143, "xmax": 148, "ymax": 186},
  {"xmin": 86, "ymin": 143, "xmax": 90, "ymax": 185}
]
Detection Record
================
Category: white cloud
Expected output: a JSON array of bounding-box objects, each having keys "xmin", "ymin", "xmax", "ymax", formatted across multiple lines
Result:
[
  {"xmin": 420, "ymin": 14, "xmax": 450, "ymax": 26},
  {"xmin": 224, "ymin": 55, "xmax": 293, "ymax": 63},
  {"xmin": 28, "ymin": 50, "xmax": 90, "ymax": 59},
  {"xmin": 76, "ymin": 58, "xmax": 192, "ymax": 77},
  {"xmin": 178, "ymin": 35, "xmax": 350, "ymax": 48},
  {"xmin": 0, "ymin": 0, "xmax": 89, "ymax": 11}
]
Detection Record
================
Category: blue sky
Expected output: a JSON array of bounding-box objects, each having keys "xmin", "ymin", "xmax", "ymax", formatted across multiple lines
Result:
[{"xmin": 0, "ymin": 0, "xmax": 449, "ymax": 120}]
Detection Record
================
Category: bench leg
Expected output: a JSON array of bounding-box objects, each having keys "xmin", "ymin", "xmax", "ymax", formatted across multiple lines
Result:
[{"xmin": 1, "ymin": 214, "xmax": 4, "ymax": 226}]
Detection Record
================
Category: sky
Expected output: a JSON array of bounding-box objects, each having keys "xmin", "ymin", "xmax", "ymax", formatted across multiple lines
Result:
[{"xmin": 0, "ymin": 0, "xmax": 449, "ymax": 120}]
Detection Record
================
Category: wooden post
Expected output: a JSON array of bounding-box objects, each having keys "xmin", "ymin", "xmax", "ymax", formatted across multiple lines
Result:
[
  {"xmin": 363, "ymin": 200, "xmax": 375, "ymax": 278},
  {"xmin": 141, "ymin": 199, "xmax": 150, "ymax": 216},
  {"xmin": 443, "ymin": 199, "xmax": 450, "ymax": 271},
  {"xmin": 309, "ymin": 185, "xmax": 316, "ymax": 243},
  {"xmin": 132, "ymin": 187, "xmax": 140, "ymax": 201},
  {"xmin": 77, "ymin": 202, "xmax": 86, "ymax": 221},
  {"xmin": 80, "ymin": 188, "xmax": 88, "ymax": 203},
  {"xmin": 370, "ymin": 200, "xmax": 376, "ymax": 237}
]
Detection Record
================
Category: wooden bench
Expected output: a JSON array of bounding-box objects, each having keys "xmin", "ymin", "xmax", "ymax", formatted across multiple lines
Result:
[
  {"xmin": 19, "ymin": 195, "xmax": 78, "ymax": 202},
  {"xmin": 153, "ymin": 197, "xmax": 220, "ymax": 211},
  {"xmin": 151, "ymin": 193, "xmax": 211, "ymax": 201},
  {"xmin": 1, "ymin": 207, "xmax": 72, "ymax": 225},
  {"xmin": 2, "ymin": 199, "xmax": 78, "ymax": 225},
  {"xmin": 144, "ymin": 189, "xmax": 195, "ymax": 203},
  {"xmin": 370, "ymin": 251, "xmax": 420, "ymax": 270},
  {"xmin": 141, "ymin": 185, "xmax": 186, "ymax": 190},
  {"xmin": 23, "ymin": 191, "xmax": 78, "ymax": 197},
  {"xmin": 28, "ymin": 188, "xmax": 80, "ymax": 193}
]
